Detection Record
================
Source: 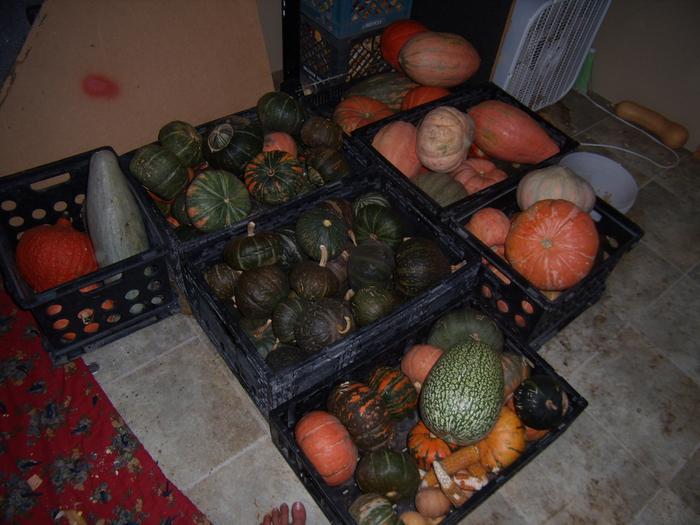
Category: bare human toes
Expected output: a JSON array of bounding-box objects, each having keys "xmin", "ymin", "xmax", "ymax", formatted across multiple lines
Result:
[{"xmin": 291, "ymin": 502, "xmax": 306, "ymax": 525}]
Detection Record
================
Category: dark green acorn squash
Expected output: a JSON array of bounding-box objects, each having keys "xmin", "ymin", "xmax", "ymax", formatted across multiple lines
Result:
[
  {"xmin": 367, "ymin": 367, "xmax": 417, "ymax": 419},
  {"xmin": 294, "ymin": 298, "xmax": 354, "ymax": 354},
  {"xmin": 158, "ymin": 120, "xmax": 203, "ymax": 167},
  {"xmin": 186, "ymin": 169, "xmax": 252, "ymax": 232},
  {"xmin": 295, "ymin": 207, "xmax": 349, "ymax": 261},
  {"xmin": 428, "ymin": 306, "xmax": 504, "ymax": 354},
  {"xmin": 326, "ymin": 249, "xmax": 351, "ymax": 294},
  {"xmin": 244, "ymin": 150, "xmax": 306, "ymax": 205},
  {"xmin": 394, "ymin": 237, "xmax": 450, "ymax": 297},
  {"xmin": 275, "ymin": 226, "xmax": 306, "ymax": 271},
  {"xmin": 513, "ymin": 376, "xmax": 569, "ymax": 430},
  {"xmin": 354, "ymin": 205, "xmax": 404, "ymax": 248},
  {"xmin": 414, "ymin": 172, "xmax": 468, "ymax": 207},
  {"xmin": 223, "ymin": 222, "xmax": 283, "ymax": 270},
  {"xmin": 265, "ymin": 344, "xmax": 309, "ymax": 371},
  {"xmin": 300, "ymin": 115, "xmax": 343, "ymax": 150},
  {"xmin": 347, "ymin": 240, "xmax": 395, "ymax": 291},
  {"xmin": 321, "ymin": 198, "xmax": 354, "ymax": 229},
  {"xmin": 355, "ymin": 449, "xmax": 420, "ymax": 502},
  {"xmin": 352, "ymin": 192, "xmax": 391, "ymax": 216},
  {"xmin": 204, "ymin": 263, "xmax": 240, "ymax": 302},
  {"xmin": 203, "ymin": 118, "xmax": 263, "ymax": 174},
  {"xmin": 240, "ymin": 317, "xmax": 278, "ymax": 359},
  {"xmin": 289, "ymin": 245, "xmax": 339, "ymax": 300},
  {"xmin": 350, "ymin": 286, "xmax": 400, "ymax": 327},
  {"xmin": 257, "ymin": 91, "xmax": 305, "ymax": 135},
  {"xmin": 348, "ymin": 493, "xmax": 401, "ymax": 525},
  {"xmin": 129, "ymin": 143, "xmax": 188, "ymax": 201},
  {"xmin": 304, "ymin": 147, "xmax": 351, "ymax": 183},
  {"xmin": 343, "ymin": 72, "xmax": 418, "ymax": 111},
  {"xmin": 234, "ymin": 265, "xmax": 289, "ymax": 318},
  {"xmin": 271, "ymin": 296, "xmax": 308, "ymax": 344},
  {"xmin": 170, "ymin": 190, "xmax": 191, "ymax": 226}
]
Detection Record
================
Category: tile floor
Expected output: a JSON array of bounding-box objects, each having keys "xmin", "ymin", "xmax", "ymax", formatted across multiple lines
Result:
[{"xmin": 87, "ymin": 90, "xmax": 700, "ymax": 524}]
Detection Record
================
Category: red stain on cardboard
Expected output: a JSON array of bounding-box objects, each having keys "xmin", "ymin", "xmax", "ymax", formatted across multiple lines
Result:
[{"xmin": 82, "ymin": 74, "xmax": 120, "ymax": 99}]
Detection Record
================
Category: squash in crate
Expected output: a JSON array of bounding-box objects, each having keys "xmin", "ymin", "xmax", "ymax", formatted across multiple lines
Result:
[
  {"xmin": 407, "ymin": 420, "xmax": 458, "ymax": 471},
  {"xmin": 354, "ymin": 205, "xmax": 404, "ymax": 249},
  {"xmin": 400, "ymin": 344, "xmax": 443, "ymax": 391},
  {"xmin": 347, "ymin": 240, "xmax": 395, "ymax": 290},
  {"xmin": 294, "ymin": 298, "xmax": 355, "ymax": 354},
  {"xmin": 295, "ymin": 207, "xmax": 349, "ymax": 261},
  {"xmin": 203, "ymin": 263, "xmax": 240, "ymax": 302},
  {"xmin": 399, "ymin": 32, "xmax": 480, "ymax": 87},
  {"xmin": 394, "ymin": 237, "xmax": 450, "ymax": 297},
  {"xmin": 381, "ymin": 21, "xmax": 429, "ymax": 71},
  {"xmin": 304, "ymin": 147, "xmax": 351, "ymax": 183},
  {"xmin": 203, "ymin": 119, "xmax": 263, "ymax": 174},
  {"xmin": 265, "ymin": 344, "xmax": 309, "ymax": 371},
  {"xmin": 367, "ymin": 366, "xmax": 417, "ymax": 419},
  {"xmin": 517, "ymin": 165, "xmax": 596, "ymax": 212},
  {"xmin": 244, "ymin": 150, "xmax": 306, "ymax": 205},
  {"xmin": 350, "ymin": 286, "xmax": 400, "ymax": 327},
  {"xmin": 300, "ymin": 116, "xmax": 343, "ymax": 150},
  {"xmin": 240, "ymin": 317, "xmax": 278, "ymax": 359},
  {"xmin": 275, "ymin": 226, "xmax": 305, "ymax": 271},
  {"xmin": 158, "ymin": 120, "xmax": 203, "ymax": 167},
  {"xmin": 416, "ymin": 106, "xmax": 474, "ymax": 173},
  {"xmin": 186, "ymin": 169, "xmax": 252, "ymax": 232},
  {"xmin": 356, "ymin": 449, "xmax": 420, "ymax": 502},
  {"xmin": 401, "ymin": 86, "xmax": 451, "ymax": 111},
  {"xmin": 223, "ymin": 222, "xmax": 283, "ymax": 270},
  {"xmin": 333, "ymin": 96, "xmax": 394, "ymax": 134},
  {"xmin": 371, "ymin": 121, "xmax": 422, "ymax": 179},
  {"xmin": 233, "ymin": 265, "xmax": 289, "ymax": 318},
  {"xmin": 413, "ymin": 172, "xmax": 468, "ymax": 207},
  {"xmin": 353, "ymin": 192, "xmax": 391, "ymax": 215},
  {"xmin": 257, "ymin": 91, "xmax": 305, "ymax": 135},
  {"xmin": 349, "ymin": 493, "xmax": 401, "ymax": 525},
  {"xmin": 343, "ymin": 72, "xmax": 419, "ymax": 110},
  {"xmin": 464, "ymin": 207, "xmax": 510, "ymax": 247},
  {"xmin": 271, "ymin": 296, "xmax": 308, "ymax": 344},
  {"xmin": 513, "ymin": 375, "xmax": 569, "ymax": 430},
  {"xmin": 452, "ymin": 158, "xmax": 507, "ymax": 195},
  {"xmin": 263, "ymin": 131, "xmax": 298, "ymax": 157},
  {"xmin": 427, "ymin": 306, "xmax": 504, "ymax": 353},
  {"xmin": 129, "ymin": 143, "xmax": 188, "ymax": 201},
  {"xmin": 289, "ymin": 245, "xmax": 339, "ymax": 300}
]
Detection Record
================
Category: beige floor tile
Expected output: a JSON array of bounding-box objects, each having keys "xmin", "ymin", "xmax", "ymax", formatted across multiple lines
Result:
[
  {"xmin": 499, "ymin": 412, "xmax": 658, "ymax": 524},
  {"xmin": 458, "ymin": 492, "xmax": 530, "ymax": 525},
  {"xmin": 537, "ymin": 90, "xmax": 609, "ymax": 138},
  {"xmin": 689, "ymin": 262, "xmax": 700, "ymax": 285},
  {"xmin": 88, "ymin": 313, "xmax": 198, "ymax": 384},
  {"xmin": 99, "ymin": 338, "xmax": 267, "ymax": 489},
  {"xmin": 653, "ymin": 151, "xmax": 700, "ymax": 205},
  {"xmin": 186, "ymin": 436, "xmax": 330, "ymax": 525},
  {"xmin": 632, "ymin": 488, "xmax": 700, "ymax": 525},
  {"xmin": 570, "ymin": 328, "xmax": 700, "ymax": 483},
  {"xmin": 634, "ymin": 276, "xmax": 700, "ymax": 384},
  {"xmin": 669, "ymin": 445, "xmax": 700, "ymax": 515}
]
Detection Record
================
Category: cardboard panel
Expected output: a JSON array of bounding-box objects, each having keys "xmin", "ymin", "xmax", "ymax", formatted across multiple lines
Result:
[{"xmin": 0, "ymin": 0, "xmax": 274, "ymax": 176}]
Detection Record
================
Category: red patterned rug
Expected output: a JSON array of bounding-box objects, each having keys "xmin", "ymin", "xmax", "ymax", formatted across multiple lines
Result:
[{"xmin": 0, "ymin": 290, "xmax": 211, "ymax": 525}]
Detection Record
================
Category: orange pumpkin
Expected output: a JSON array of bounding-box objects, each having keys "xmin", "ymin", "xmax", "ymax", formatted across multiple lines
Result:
[
  {"xmin": 263, "ymin": 131, "xmax": 298, "ymax": 157},
  {"xmin": 505, "ymin": 199, "xmax": 600, "ymax": 290},
  {"xmin": 452, "ymin": 159, "xmax": 507, "ymax": 195},
  {"xmin": 333, "ymin": 96, "xmax": 394, "ymax": 134},
  {"xmin": 476, "ymin": 406, "xmax": 526, "ymax": 472},
  {"xmin": 468, "ymin": 142, "xmax": 489, "ymax": 159},
  {"xmin": 464, "ymin": 207, "xmax": 511, "ymax": 247},
  {"xmin": 381, "ymin": 20, "xmax": 429, "ymax": 71},
  {"xmin": 401, "ymin": 86, "xmax": 451, "ymax": 111},
  {"xmin": 16, "ymin": 218, "xmax": 98, "ymax": 292},
  {"xmin": 401, "ymin": 344, "xmax": 443, "ymax": 390},
  {"xmin": 408, "ymin": 420, "xmax": 458, "ymax": 471},
  {"xmin": 295, "ymin": 410, "xmax": 358, "ymax": 486},
  {"xmin": 372, "ymin": 121, "xmax": 422, "ymax": 178},
  {"xmin": 399, "ymin": 32, "xmax": 481, "ymax": 87},
  {"xmin": 416, "ymin": 106, "xmax": 474, "ymax": 173}
]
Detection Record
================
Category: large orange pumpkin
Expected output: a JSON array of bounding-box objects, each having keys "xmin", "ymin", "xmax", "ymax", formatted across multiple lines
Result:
[
  {"xmin": 381, "ymin": 19, "xmax": 429, "ymax": 71},
  {"xmin": 372, "ymin": 121, "xmax": 422, "ymax": 178},
  {"xmin": 416, "ymin": 106, "xmax": 474, "ymax": 173},
  {"xmin": 464, "ymin": 207, "xmax": 511, "ymax": 247},
  {"xmin": 295, "ymin": 410, "xmax": 358, "ymax": 486},
  {"xmin": 468, "ymin": 100, "xmax": 560, "ymax": 164},
  {"xmin": 399, "ymin": 32, "xmax": 480, "ymax": 87},
  {"xmin": 401, "ymin": 86, "xmax": 451, "ymax": 111},
  {"xmin": 16, "ymin": 218, "xmax": 98, "ymax": 292},
  {"xmin": 333, "ymin": 96, "xmax": 394, "ymax": 134},
  {"xmin": 401, "ymin": 343, "xmax": 443, "ymax": 391},
  {"xmin": 505, "ymin": 199, "xmax": 600, "ymax": 291},
  {"xmin": 452, "ymin": 158, "xmax": 507, "ymax": 195}
]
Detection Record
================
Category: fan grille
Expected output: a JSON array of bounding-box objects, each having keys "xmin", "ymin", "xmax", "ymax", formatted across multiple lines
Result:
[{"xmin": 506, "ymin": 0, "xmax": 611, "ymax": 110}]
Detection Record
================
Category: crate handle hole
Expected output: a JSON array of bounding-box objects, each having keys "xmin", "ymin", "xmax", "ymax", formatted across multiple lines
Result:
[
  {"xmin": 481, "ymin": 284, "xmax": 492, "ymax": 299},
  {"xmin": 30, "ymin": 173, "xmax": 70, "ymax": 191},
  {"xmin": 521, "ymin": 300, "xmax": 534, "ymax": 315},
  {"xmin": 497, "ymin": 299, "xmax": 510, "ymax": 313},
  {"xmin": 514, "ymin": 314, "xmax": 527, "ymax": 328}
]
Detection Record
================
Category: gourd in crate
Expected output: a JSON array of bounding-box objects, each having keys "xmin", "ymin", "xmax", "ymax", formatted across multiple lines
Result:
[
  {"xmin": 294, "ymin": 298, "xmax": 355, "ymax": 354},
  {"xmin": 349, "ymin": 493, "xmax": 401, "ymax": 525},
  {"xmin": 203, "ymin": 119, "xmax": 263, "ymax": 174},
  {"xmin": 394, "ymin": 237, "xmax": 450, "ymax": 297},
  {"xmin": 367, "ymin": 366, "xmax": 417, "ymax": 419},
  {"xmin": 452, "ymin": 159, "xmax": 507, "ymax": 196},
  {"xmin": 263, "ymin": 131, "xmax": 298, "ymax": 157},
  {"xmin": 355, "ymin": 449, "xmax": 421, "ymax": 503},
  {"xmin": 354, "ymin": 205, "xmax": 404, "ymax": 249},
  {"xmin": 416, "ymin": 106, "xmax": 474, "ymax": 173},
  {"xmin": 158, "ymin": 120, "xmax": 203, "ymax": 167},
  {"xmin": 304, "ymin": 146, "xmax": 352, "ymax": 183},
  {"xmin": 347, "ymin": 240, "xmax": 395, "ymax": 290},
  {"xmin": 401, "ymin": 86, "xmax": 451, "ymax": 111},
  {"xmin": 289, "ymin": 245, "xmax": 340, "ymax": 300},
  {"xmin": 129, "ymin": 143, "xmax": 188, "ymax": 201},
  {"xmin": 371, "ymin": 121, "xmax": 422, "ymax": 179},
  {"xmin": 233, "ymin": 265, "xmax": 289, "ymax": 318},
  {"xmin": 295, "ymin": 207, "xmax": 349, "ymax": 261},
  {"xmin": 407, "ymin": 420, "xmax": 457, "ymax": 471},
  {"xmin": 257, "ymin": 91, "xmax": 305, "ymax": 135},
  {"xmin": 343, "ymin": 72, "xmax": 419, "ymax": 111},
  {"xmin": 413, "ymin": 172, "xmax": 468, "ymax": 207},
  {"xmin": 186, "ymin": 169, "xmax": 252, "ymax": 232},
  {"xmin": 427, "ymin": 305, "xmax": 504, "ymax": 353},
  {"xmin": 516, "ymin": 165, "xmax": 596, "ymax": 213},
  {"xmin": 513, "ymin": 375, "xmax": 569, "ymax": 430},
  {"xmin": 380, "ymin": 21, "xmax": 429, "ymax": 72},
  {"xmin": 223, "ymin": 222, "xmax": 283, "ymax": 270},
  {"xmin": 333, "ymin": 96, "xmax": 394, "ymax": 134},
  {"xmin": 350, "ymin": 286, "xmax": 400, "ymax": 327},
  {"xmin": 300, "ymin": 116, "xmax": 343, "ymax": 150},
  {"xmin": 244, "ymin": 150, "xmax": 306, "ymax": 205}
]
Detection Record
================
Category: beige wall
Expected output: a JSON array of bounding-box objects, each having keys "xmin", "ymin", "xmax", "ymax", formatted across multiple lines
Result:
[
  {"xmin": 257, "ymin": 0, "xmax": 283, "ymax": 73},
  {"xmin": 592, "ymin": 0, "xmax": 700, "ymax": 151}
]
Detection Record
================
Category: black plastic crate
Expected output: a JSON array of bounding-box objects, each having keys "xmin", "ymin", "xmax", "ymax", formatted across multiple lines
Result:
[
  {"xmin": 301, "ymin": 0, "xmax": 413, "ymax": 39},
  {"xmin": 351, "ymin": 82, "xmax": 579, "ymax": 221},
  {"xmin": 268, "ymin": 296, "xmax": 588, "ymax": 524},
  {"xmin": 0, "ymin": 147, "xmax": 178, "ymax": 363},
  {"xmin": 300, "ymin": 14, "xmax": 392, "ymax": 89},
  {"xmin": 450, "ymin": 179, "xmax": 644, "ymax": 348},
  {"xmin": 182, "ymin": 169, "xmax": 479, "ymax": 416}
]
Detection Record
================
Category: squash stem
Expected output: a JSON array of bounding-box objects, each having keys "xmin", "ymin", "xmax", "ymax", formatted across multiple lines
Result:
[
  {"xmin": 338, "ymin": 316, "xmax": 353, "ymax": 335},
  {"xmin": 247, "ymin": 221, "xmax": 256, "ymax": 237},
  {"xmin": 319, "ymin": 244, "xmax": 328, "ymax": 267}
]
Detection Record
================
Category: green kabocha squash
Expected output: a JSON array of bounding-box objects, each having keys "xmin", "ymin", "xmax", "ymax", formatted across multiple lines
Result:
[
  {"xmin": 170, "ymin": 190, "xmax": 191, "ymax": 226},
  {"xmin": 300, "ymin": 115, "xmax": 343, "ymax": 150},
  {"xmin": 304, "ymin": 147, "xmax": 352, "ymax": 183},
  {"xmin": 294, "ymin": 298, "xmax": 354, "ymax": 354},
  {"xmin": 348, "ymin": 493, "xmax": 401, "ymax": 525},
  {"xmin": 295, "ymin": 207, "xmax": 349, "ymax": 261},
  {"xmin": 513, "ymin": 375, "xmax": 569, "ymax": 430},
  {"xmin": 204, "ymin": 262, "xmax": 240, "ymax": 302},
  {"xmin": 275, "ymin": 226, "xmax": 306, "ymax": 271},
  {"xmin": 347, "ymin": 240, "xmax": 395, "ymax": 290},
  {"xmin": 352, "ymin": 192, "xmax": 391, "ymax": 216},
  {"xmin": 240, "ymin": 317, "xmax": 278, "ymax": 359},
  {"xmin": 427, "ymin": 306, "xmax": 504, "ymax": 354},
  {"xmin": 344, "ymin": 72, "xmax": 419, "ymax": 111},
  {"xmin": 129, "ymin": 143, "xmax": 188, "ymax": 201},
  {"xmin": 394, "ymin": 237, "xmax": 450, "ymax": 297},
  {"xmin": 158, "ymin": 120, "xmax": 203, "ymax": 167},
  {"xmin": 355, "ymin": 449, "xmax": 420, "ymax": 502},
  {"xmin": 186, "ymin": 169, "xmax": 251, "ymax": 232},
  {"xmin": 257, "ymin": 91, "xmax": 305, "ymax": 135},
  {"xmin": 367, "ymin": 367, "xmax": 417, "ymax": 419},
  {"xmin": 326, "ymin": 249, "xmax": 352, "ymax": 295},
  {"xmin": 223, "ymin": 222, "xmax": 283, "ymax": 270},
  {"xmin": 327, "ymin": 381, "xmax": 393, "ymax": 451},
  {"xmin": 414, "ymin": 172, "xmax": 468, "ymax": 207},
  {"xmin": 271, "ymin": 296, "xmax": 308, "ymax": 344},
  {"xmin": 290, "ymin": 245, "xmax": 339, "ymax": 300},
  {"xmin": 234, "ymin": 265, "xmax": 289, "ymax": 318},
  {"xmin": 321, "ymin": 198, "xmax": 354, "ymax": 229},
  {"xmin": 244, "ymin": 150, "xmax": 306, "ymax": 205},
  {"xmin": 265, "ymin": 344, "xmax": 309, "ymax": 371},
  {"xmin": 203, "ymin": 118, "xmax": 263, "ymax": 174},
  {"xmin": 420, "ymin": 340, "xmax": 504, "ymax": 445},
  {"xmin": 354, "ymin": 204, "xmax": 404, "ymax": 248},
  {"xmin": 350, "ymin": 286, "xmax": 400, "ymax": 327}
]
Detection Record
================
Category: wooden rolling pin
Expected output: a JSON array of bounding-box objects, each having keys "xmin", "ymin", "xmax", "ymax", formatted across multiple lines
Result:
[{"xmin": 614, "ymin": 101, "xmax": 689, "ymax": 149}]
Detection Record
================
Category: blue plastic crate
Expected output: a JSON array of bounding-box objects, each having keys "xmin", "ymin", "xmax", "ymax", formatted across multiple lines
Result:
[{"xmin": 302, "ymin": 0, "xmax": 413, "ymax": 39}]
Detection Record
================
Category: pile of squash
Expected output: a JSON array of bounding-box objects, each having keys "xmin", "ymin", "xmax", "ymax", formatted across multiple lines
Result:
[
  {"xmin": 203, "ymin": 193, "xmax": 455, "ymax": 370},
  {"xmin": 294, "ymin": 305, "xmax": 570, "ymax": 524},
  {"xmin": 128, "ymin": 91, "xmax": 350, "ymax": 240},
  {"xmin": 465, "ymin": 165, "xmax": 600, "ymax": 299}
]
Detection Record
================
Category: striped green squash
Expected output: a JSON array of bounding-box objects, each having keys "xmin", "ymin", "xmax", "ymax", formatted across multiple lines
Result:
[
  {"xmin": 347, "ymin": 240, "xmax": 395, "ymax": 290},
  {"xmin": 289, "ymin": 245, "xmax": 339, "ymax": 300},
  {"xmin": 355, "ymin": 449, "xmax": 420, "ymax": 502},
  {"xmin": 203, "ymin": 119, "xmax": 263, "ymax": 174},
  {"xmin": 428, "ymin": 306, "xmax": 504, "ymax": 353},
  {"xmin": 271, "ymin": 296, "xmax": 307, "ymax": 344},
  {"xmin": 348, "ymin": 493, "xmax": 401, "ymax": 525},
  {"xmin": 240, "ymin": 318, "xmax": 278, "ymax": 359},
  {"xmin": 367, "ymin": 367, "xmax": 417, "ymax": 419},
  {"xmin": 354, "ymin": 205, "xmax": 403, "ymax": 248},
  {"xmin": 129, "ymin": 143, "xmax": 188, "ymax": 201},
  {"xmin": 343, "ymin": 72, "xmax": 419, "ymax": 111},
  {"xmin": 257, "ymin": 91, "xmax": 305, "ymax": 135},
  {"xmin": 420, "ymin": 339, "xmax": 504, "ymax": 445},
  {"xmin": 352, "ymin": 192, "xmax": 391, "ymax": 216},
  {"xmin": 244, "ymin": 151, "xmax": 306, "ymax": 205},
  {"xmin": 223, "ymin": 222, "xmax": 283, "ymax": 270},
  {"xmin": 414, "ymin": 171, "xmax": 468, "ymax": 207},
  {"xmin": 234, "ymin": 265, "xmax": 289, "ymax": 318},
  {"xmin": 276, "ymin": 226, "xmax": 305, "ymax": 271},
  {"xmin": 304, "ymin": 146, "xmax": 351, "ymax": 183},
  {"xmin": 186, "ymin": 170, "xmax": 251, "ymax": 232},
  {"xmin": 350, "ymin": 286, "xmax": 400, "ymax": 327},
  {"xmin": 394, "ymin": 237, "xmax": 450, "ymax": 297},
  {"xmin": 158, "ymin": 120, "xmax": 203, "ymax": 167},
  {"xmin": 295, "ymin": 207, "xmax": 349, "ymax": 261}
]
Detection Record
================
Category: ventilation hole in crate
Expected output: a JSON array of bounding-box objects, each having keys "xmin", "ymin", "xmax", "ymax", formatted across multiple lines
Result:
[
  {"xmin": 151, "ymin": 295, "xmax": 164, "ymax": 305},
  {"xmin": 16, "ymin": 232, "xmax": 23, "ymax": 241},
  {"xmin": 46, "ymin": 304, "xmax": 62, "ymax": 316},
  {"xmin": 521, "ymin": 300, "xmax": 534, "ymax": 315},
  {"xmin": 489, "ymin": 266, "xmax": 511, "ymax": 285},
  {"xmin": 9, "ymin": 216, "xmax": 24, "ymax": 228},
  {"xmin": 79, "ymin": 283, "xmax": 101, "ymax": 293},
  {"xmin": 53, "ymin": 318, "xmax": 69, "ymax": 330},
  {"xmin": 101, "ymin": 299, "xmax": 115, "ymax": 310},
  {"xmin": 125, "ymin": 289, "xmax": 140, "ymax": 301},
  {"xmin": 144, "ymin": 266, "xmax": 159, "ymax": 277},
  {"xmin": 497, "ymin": 299, "xmax": 509, "ymax": 313},
  {"xmin": 104, "ymin": 273, "xmax": 123, "ymax": 285},
  {"xmin": 606, "ymin": 236, "xmax": 619, "ymax": 249},
  {"xmin": 481, "ymin": 284, "xmax": 493, "ymax": 299},
  {"xmin": 1, "ymin": 200, "xmax": 17, "ymax": 211},
  {"xmin": 32, "ymin": 209, "xmax": 47, "ymax": 220},
  {"xmin": 603, "ymin": 251, "xmax": 610, "ymax": 261},
  {"xmin": 147, "ymin": 280, "xmax": 161, "ymax": 292},
  {"xmin": 84, "ymin": 323, "xmax": 100, "ymax": 334},
  {"xmin": 74, "ymin": 194, "xmax": 86, "ymax": 205},
  {"xmin": 129, "ymin": 303, "xmax": 145, "ymax": 315},
  {"xmin": 514, "ymin": 314, "xmax": 527, "ymax": 328},
  {"xmin": 77, "ymin": 308, "xmax": 95, "ymax": 324},
  {"xmin": 53, "ymin": 201, "xmax": 68, "ymax": 212},
  {"xmin": 107, "ymin": 313, "xmax": 121, "ymax": 323},
  {"xmin": 61, "ymin": 332, "xmax": 77, "ymax": 342}
]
